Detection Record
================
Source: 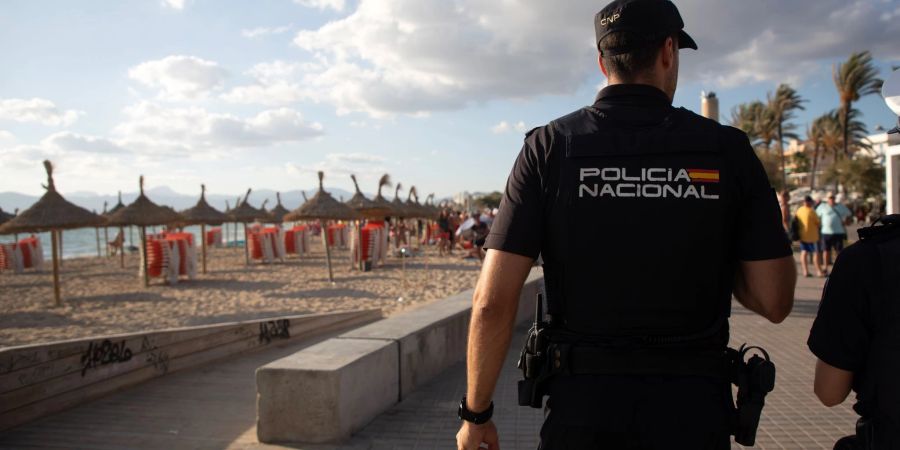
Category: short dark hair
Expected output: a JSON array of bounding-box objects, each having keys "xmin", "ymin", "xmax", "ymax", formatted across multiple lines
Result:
[{"xmin": 600, "ymin": 32, "xmax": 676, "ymax": 81}]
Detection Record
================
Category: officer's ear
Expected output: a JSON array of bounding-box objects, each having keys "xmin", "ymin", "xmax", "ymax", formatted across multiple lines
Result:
[
  {"xmin": 660, "ymin": 36, "xmax": 677, "ymax": 70},
  {"xmin": 598, "ymin": 54, "xmax": 610, "ymax": 78}
]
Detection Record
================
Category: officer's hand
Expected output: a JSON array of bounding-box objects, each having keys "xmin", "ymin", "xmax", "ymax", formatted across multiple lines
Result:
[{"xmin": 456, "ymin": 420, "xmax": 499, "ymax": 450}]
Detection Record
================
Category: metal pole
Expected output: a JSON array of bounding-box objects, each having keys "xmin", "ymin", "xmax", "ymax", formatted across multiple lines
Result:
[
  {"xmin": 50, "ymin": 229, "xmax": 61, "ymax": 307},
  {"xmin": 141, "ymin": 226, "xmax": 149, "ymax": 288},
  {"xmin": 357, "ymin": 220, "xmax": 364, "ymax": 271},
  {"xmin": 201, "ymin": 223, "xmax": 208, "ymax": 274}
]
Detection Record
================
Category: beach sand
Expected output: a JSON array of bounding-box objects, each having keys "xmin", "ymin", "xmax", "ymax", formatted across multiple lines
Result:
[{"xmin": 0, "ymin": 242, "xmax": 482, "ymax": 348}]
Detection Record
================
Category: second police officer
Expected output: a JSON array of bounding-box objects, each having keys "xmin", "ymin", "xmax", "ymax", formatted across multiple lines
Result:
[{"xmin": 455, "ymin": 0, "xmax": 797, "ymax": 449}]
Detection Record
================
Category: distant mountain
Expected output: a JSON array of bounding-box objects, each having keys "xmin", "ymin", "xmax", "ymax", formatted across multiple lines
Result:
[{"xmin": 0, "ymin": 186, "xmax": 359, "ymax": 215}]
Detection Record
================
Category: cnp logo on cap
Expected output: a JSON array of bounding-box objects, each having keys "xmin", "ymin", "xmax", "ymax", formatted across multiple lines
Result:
[{"xmin": 595, "ymin": 0, "xmax": 698, "ymax": 56}]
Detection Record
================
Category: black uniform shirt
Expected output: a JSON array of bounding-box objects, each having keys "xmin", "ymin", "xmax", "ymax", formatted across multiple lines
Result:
[{"xmin": 485, "ymin": 84, "xmax": 790, "ymax": 264}]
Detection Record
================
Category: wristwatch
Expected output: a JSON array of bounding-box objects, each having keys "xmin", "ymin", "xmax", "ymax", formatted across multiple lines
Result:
[{"xmin": 457, "ymin": 396, "xmax": 494, "ymax": 424}]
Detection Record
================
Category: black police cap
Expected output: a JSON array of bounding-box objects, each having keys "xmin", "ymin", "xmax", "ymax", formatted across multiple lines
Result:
[{"xmin": 595, "ymin": 0, "xmax": 698, "ymax": 56}]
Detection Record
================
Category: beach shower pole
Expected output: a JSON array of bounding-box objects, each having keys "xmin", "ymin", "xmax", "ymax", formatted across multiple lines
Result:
[
  {"xmin": 201, "ymin": 223, "xmax": 208, "ymax": 274},
  {"xmin": 50, "ymin": 229, "xmax": 61, "ymax": 307},
  {"xmin": 140, "ymin": 226, "xmax": 149, "ymax": 287}
]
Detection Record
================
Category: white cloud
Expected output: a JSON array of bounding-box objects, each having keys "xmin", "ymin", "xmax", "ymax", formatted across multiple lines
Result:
[
  {"xmin": 326, "ymin": 153, "xmax": 385, "ymax": 164},
  {"xmin": 222, "ymin": 61, "xmax": 313, "ymax": 106},
  {"xmin": 0, "ymin": 98, "xmax": 83, "ymax": 126},
  {"xmin": 0, "ymin": 130, "xmax": 14, "ymax": 144},
  {"xmin": 42, "ymin": 131, "xmax": 128, "ymax": 154},
  {"xmin": 236, "ymin": 0, "xmax": 900, "ymax": 118},
  {"xmin": 294, "ymin": 0, "xmax": 345, "ymax": 12},
  {"xmin": 112, "ymin": 101, "xmax": 323, "ymax": 156},
  {"xmin": 491, "ymin": 120, "xmax": 527, "ymax": 134},
  {"xmin": 161, "ymin": 0, "xmax": 186, "ymax": 10},
  {"xmin": 241, "ymin": 25, "xmax": 292, "ymax": 39},
  {"xmin": 128, "ymin": 55, "xmax": 228, "ymax": 101}
]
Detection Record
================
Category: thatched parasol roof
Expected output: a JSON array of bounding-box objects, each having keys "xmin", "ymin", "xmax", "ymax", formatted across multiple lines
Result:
[
  {"xmin": 267, "ymin": 192, "xmax": 291, "ymax": 223},
  {"xmin": 180, "ymin": 184, "xmax": 229, "ymax": 225},
  {"xmin": 404, "ymin": 186, "xmax": 432, "ymax": 219},
  {"xmin": 0, "ymin": 161, "xmax": 106, "ymax": 234},
  {"xmin": 105, "ymin": 191, "xmax": 125, "ymax": 217},
  {"xmin": 425, "ymin": 193, "xmax": 442, "ymax": 218},
  {"xmin": 390, "ymin": 183, "xmax": 414, "ymax": 218},
  {"xmin": 0, "ymin": 207, "xmax": 15, "ymax": 226},
  {"xmin": 346, "ymin": 175, "xmax": 392, "ymax": 219},
  {"xmin": 228, "ymin": 188, "xmax": 267, "ymax": 222},
  {"xmin": 284, "ymin": 172, "xmax": 362, "ymax": 221},
  {"xmin": 105, "ymin": 176, "xmax": 184, "ymax": 227},
  {"xmin": 370, "ymin": 174, "xmax": 398, "ymax": 217}
]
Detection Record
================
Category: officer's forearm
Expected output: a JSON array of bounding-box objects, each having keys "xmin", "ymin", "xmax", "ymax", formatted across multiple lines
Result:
[
  {"xmin": 733, "ymin": 256, "xmax": 796, "ymax": 323},
  {"xmin": 465, "ymin": 250, "xmax": 532, "ymax": 412}
]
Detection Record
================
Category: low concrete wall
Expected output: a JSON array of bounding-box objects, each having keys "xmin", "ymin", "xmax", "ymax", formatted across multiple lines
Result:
[
  {"xmin": 256, "ymin": 267, "xmax": 543, "ymax": 444},
  {"xmin": 0, "ymin": 309, "xmax": 381, "ymax": 431}
]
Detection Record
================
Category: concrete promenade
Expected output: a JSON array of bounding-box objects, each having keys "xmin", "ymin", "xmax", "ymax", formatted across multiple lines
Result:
[{"xmin": 0, "ymin": 257, "xmax": 859, "ymax": 449}]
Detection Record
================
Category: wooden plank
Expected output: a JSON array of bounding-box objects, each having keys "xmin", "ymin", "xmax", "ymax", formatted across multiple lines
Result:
[{"xmin": 0, "ymin": 310, "xmax": 379, "ymax": 430}]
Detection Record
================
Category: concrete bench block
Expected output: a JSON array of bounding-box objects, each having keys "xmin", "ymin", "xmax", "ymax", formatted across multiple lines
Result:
[{"xmin": 256, "ymin": 338, "xmax": 398, "ymax": 444}]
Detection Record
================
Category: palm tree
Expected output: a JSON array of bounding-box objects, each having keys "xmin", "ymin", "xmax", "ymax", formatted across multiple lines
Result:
[
  {"xmin": 768, "ymin": 84, "xmax": 805, "ymax": 187},
  {"xmin": 833, "ymin": 51, "xmax": 881, "ymax": 157},
  {"xmin": 806, "ymin": 112, "xmax": 839, "ymax": 190},
  {"xmin": 816, "ymin": 108, "xmax": 870, "ymax": 192},
  {"xmin": 729, "ymin": 100, "xmax": 777, "ymax": 153}
]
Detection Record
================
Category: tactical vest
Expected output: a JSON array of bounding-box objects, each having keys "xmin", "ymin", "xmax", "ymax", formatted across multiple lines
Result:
[
  {"xmin": 855, "ymin": 216, "xmax": 900, "ymax": 447},
  {"xmin": 542, "ymin": 105, "xmax": 737, "ymax": 345}
]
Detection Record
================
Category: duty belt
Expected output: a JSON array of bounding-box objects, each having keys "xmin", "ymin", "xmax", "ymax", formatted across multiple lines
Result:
[{"xmin": 553, "ymin": 343, "xmax": 730, "ymax": 378}]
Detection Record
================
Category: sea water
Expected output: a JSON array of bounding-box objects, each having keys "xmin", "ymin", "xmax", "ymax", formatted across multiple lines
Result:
[{"xmin": 0, "ymin": 223, "xmax": 250, "ymax": 260}]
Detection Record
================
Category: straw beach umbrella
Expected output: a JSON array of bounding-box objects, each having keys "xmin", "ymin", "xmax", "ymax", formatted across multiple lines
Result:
[
  {"xmin": 180, "ymin": 185, "xmax": 228, "ymax": 274},
  {"xmin": 347, "ymin": 175, "xmax": 392, "ymax": 219},
  {"xmin": 370, "ymin": 174, "xmax": 396, "ymax": 218},
  {"xmin": 0, "ymin": 161, "xmax": 106, "ymax": 306},
  {"xmin": 106, "ymin": 176, "xmax": 184, "ymax": 287},
  {"xmin": 391, "ymin": 183, "xmax": 414, "ymax": 219},
  {"xmin": 284, "ymin": 171, "xmax": 361, "ymax": 282},
  {"xmin": 228, "ymin": 188, "xmax": 267, "ymax": 265},
  {"xmin": 267, "ymin": 193, "xmax": 290, "ymax": 224},
  {"xmin": 0, "ymin": 207, "xmax": 14, "ymax": 227},
  {"xmin": 345, "ymin": 175, "xmax": 392, "ymax": 270}
]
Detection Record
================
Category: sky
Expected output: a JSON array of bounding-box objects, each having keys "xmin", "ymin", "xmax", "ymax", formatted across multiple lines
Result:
[{"xmin": 1, "ymin": 0, "xmax": 899, "ymax": 200}]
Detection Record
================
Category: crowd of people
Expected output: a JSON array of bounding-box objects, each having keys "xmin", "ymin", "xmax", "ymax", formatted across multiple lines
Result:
[
  {"xmin": 435, "ymin": 207, "xmax": 496, "ymax": 262},
  {"xmin": 782, "ymin": 192, "xmax": 856, "ymax": 278}
]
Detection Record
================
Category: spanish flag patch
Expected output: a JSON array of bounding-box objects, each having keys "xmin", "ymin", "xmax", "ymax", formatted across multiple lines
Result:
[{"xmin": 687, "ymin": 169, "xmax": 720, "ymax": 183}]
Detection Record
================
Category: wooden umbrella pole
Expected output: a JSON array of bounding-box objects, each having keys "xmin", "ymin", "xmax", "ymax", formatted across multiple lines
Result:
[
  {"xmin": 103, "ymin": 227, "xmax": 109, "ymax": 257},
  {"xmin": 140, "ymin": 226, "xmax": 149, "ymax": 288},
  {"xmin": 357, "ymin": 220, "xmax": 364, "ymax": 272},
  {"xmin": 322, "ymin": 220, "xmax": 334, "ymax": 283},
  {"xmin": 119, "ymin": 227, "xmax": 125, "ymax": 268},
  {"xmin": 243, "ymin": 222, "xmax": 250, "ymax": 266},
  {"xmin": 50, "ymin": 229, "xmax": 61, "ymax": 307},
  {"xmin": 58, "ymin": 230, "xmax": 64, "ymax": 267},
  {"xmin": 95, "ymin": 227, "xmax": 101, "ymax": 257},
  {"xmin": 201, "ymin": 223, "xmax": 208, "ymax": 274}
]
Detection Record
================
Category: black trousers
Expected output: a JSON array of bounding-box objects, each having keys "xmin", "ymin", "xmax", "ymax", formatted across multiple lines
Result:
[{"xmin": 537, "ymin": 374, "xmax": 732, "ymax": 450}]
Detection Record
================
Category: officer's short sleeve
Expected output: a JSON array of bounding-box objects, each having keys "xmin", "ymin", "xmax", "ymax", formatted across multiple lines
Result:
[
  {"xmin": 729, "ymin": 129, "xmax": 792, "ymax": 261},
  {"xmin": 483, "ymin": 127, "xmax": 549, "ymax": 259},
  {"xmin": 807, "ymin": 244, "xmax": 873, "ymax": 371}
]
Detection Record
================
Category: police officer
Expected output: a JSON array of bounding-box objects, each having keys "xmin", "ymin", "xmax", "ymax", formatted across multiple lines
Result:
[
  {"xmin": 808, "ymin": 213, "xmax": 900, "ymax": 449},
  {"xmin": 455, "ymin": 0, "xmax": 796, "ymax": 448}
]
